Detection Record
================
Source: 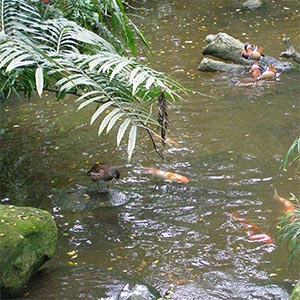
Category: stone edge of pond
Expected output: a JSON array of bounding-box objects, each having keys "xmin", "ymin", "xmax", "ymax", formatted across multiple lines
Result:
[
  {"xmin": 291, "ymin": 281, "xmax": 300, "ymax": 300},
  {"xmin": 0, "ymin": 204, "xmax": 57, "ymax": 298}
]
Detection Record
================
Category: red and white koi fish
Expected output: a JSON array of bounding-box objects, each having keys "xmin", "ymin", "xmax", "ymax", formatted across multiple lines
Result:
[
  {"xmin": 273, "ymin": 189, "xmax": 294, "ymax": 214},
  {"xmin": 231, "ymin": 212, "xmax": 274, "ymax": 244},
  {"xmin": 142, "ymin": 167, "xmax": 190, "ymax": 183}
]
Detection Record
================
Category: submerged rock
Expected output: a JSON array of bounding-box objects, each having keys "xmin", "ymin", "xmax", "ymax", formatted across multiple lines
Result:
[
  {"xmin": 0, "ymin": 204, "xmax": 57, "ymax": 297},
  {"xmin": 27, "ymin": 264, "xmax": 161, "ymax": 300},
  {"xmin": 242, "ymin": 0, "xmax": 264, "ymax": 9},
  {"xmin": 54, "ymin": 187, "xmax": 130, "ymax": 210}
]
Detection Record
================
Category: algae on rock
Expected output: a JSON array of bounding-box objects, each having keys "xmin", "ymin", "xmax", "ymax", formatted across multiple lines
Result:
[{"xmin": 0, "ymin": 204, "xmax": 57, "ymax": 297}]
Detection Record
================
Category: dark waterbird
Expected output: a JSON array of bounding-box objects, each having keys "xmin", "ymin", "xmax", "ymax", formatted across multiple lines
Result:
[{"xmin": 87, "ymin": 163, "xmax": 120, "ymax": 191}]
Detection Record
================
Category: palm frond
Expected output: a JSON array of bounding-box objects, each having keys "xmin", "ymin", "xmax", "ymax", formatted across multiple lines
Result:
[
  {"xmin": 0, "ymin": 0, "xmax": 187, "ymax": 160},
  {"xmin": 281, "ymin": 137, "xmax": 300, "ymax": 169},
  {"xmin": 0, "ymin": 0, "xmax": 41, "ymax": 35},
  {"xmin": 51, "ymin": 0, "xmax": 150, "ymax": 55}
]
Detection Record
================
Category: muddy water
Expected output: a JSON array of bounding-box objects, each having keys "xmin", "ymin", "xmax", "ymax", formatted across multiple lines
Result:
[{"xmin": 0, "ymin": 0, "xmax": 299, "ymax": 299}]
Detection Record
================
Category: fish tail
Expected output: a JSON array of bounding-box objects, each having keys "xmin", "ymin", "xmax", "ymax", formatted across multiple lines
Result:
[{"xmin": 274, "ymin": 189, "xmax": 291, "ymax": 207}]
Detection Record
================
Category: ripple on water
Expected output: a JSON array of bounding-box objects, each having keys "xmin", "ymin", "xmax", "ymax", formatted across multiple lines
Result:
[{"xmin": 171, "ymin": 271, "xmax": 290, "ymax": 300}]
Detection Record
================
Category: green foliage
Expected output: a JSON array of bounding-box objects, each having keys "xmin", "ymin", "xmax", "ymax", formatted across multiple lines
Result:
[
  {"xmin": 48, "ymin": 0, "xmax": 150, "ymax": 55},
  {"xmin": 281, "ymin": 137, "xmax": 300, "ymax": 169},
  {"xmin": 276, "ymin": 195, "xmax": 300, "ymax": 265},
  {"xmin": 276, "ymin": 137, "xmax": 300, "ymax": 265},
  {"xmin": 0, "ymin": 0, "xmax": 186, "ymax": 160}
]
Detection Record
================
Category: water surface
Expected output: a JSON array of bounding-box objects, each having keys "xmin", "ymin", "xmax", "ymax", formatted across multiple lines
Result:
[{"xmin": 0, "ymin": 0, "xmax": 299, "ymax": 299}]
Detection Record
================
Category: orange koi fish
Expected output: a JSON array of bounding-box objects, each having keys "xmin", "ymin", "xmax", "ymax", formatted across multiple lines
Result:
[
  {"xmin": 231, "ymin": 212, "xmax": 274, "ymax": 244},
  {"xmin": 142, "ymin": 167, "xmax": 190, "ymax": 183},
  {"xmin": 273, "ymin": 189, "xmax": 294, "ymax": 214}
]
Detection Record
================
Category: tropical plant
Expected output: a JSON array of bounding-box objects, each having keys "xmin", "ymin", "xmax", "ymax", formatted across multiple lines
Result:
[
  {"xmin": 46, "ymin": 0, "xmax": 150, "ymax": 55},
  {"xmin": 276, "ymin": 195, "xmax": 300, "ymax": 264},
  {"xmin": 276, "ymin": 137, "xmax": 300, "ymax": 264},
  {"xmin": 0, "ymin": 0, "xmax": 186, "ymax": 160},
  {"xmin": 281, "ymin": 137, "xmax": 300, "ymax": 170}
]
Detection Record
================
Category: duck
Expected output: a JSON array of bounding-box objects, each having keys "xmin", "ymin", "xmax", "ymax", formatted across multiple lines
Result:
[
  {"xmin": 256, "ymin": 64, "xmax": 277, "ymax": 81},
  {"xmin": 249, "ymin": 62, "xmax": 263, "ymax": 78},
  {"xmin": 242, "ymin": 42, "xmax": 264, "ymax": 60},
  {"xmin": 87, "ymin": 163, "xmax": 120, "ymax": 190}
]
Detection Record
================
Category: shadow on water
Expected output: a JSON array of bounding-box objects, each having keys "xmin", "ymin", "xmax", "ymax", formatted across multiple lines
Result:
[{"xmin": 54, "ymin": 187, "xmax": 131, "ymax": 211}]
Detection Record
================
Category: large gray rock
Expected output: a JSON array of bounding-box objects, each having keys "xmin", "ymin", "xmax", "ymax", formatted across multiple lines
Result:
[
  {"xmin": 0, "ymin": 204, "xmax": 57, "ymax": 297},
  {"xmin": 200, "ymin": 32, "xmax": 293, "ymax": 72},
  {"xmin": 202, "ymin": 32, "xmax": 246, "ymax": 64}
]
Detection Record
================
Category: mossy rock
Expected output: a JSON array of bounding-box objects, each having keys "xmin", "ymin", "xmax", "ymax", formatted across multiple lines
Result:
[
  {"xmin": 291, "ymin": 281, "xmax": 300, "ymax": 300},
  {"xmin": 0, "ymin": 204, "xmax": 57, "ymax": 297}
]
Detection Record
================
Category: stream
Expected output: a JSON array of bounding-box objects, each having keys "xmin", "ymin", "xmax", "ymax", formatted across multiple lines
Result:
[{"xmin": 0, "ymin": 0, "xmax": 299, "ymax": 299}]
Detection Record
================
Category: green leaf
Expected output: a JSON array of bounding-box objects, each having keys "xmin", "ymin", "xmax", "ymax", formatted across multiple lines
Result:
[
  {"xmin": 145, "ymin": 76, "xmax": 155, "ymax": 89},
  {"xmin": 6, "ymin": 52, "xmax": 36, "ymax": 71},
  {"xmin": 132, "ymin": 71, "xmax": 148, "ymax": 95},
  {"xmin": 127, "ymin": 125, "xmax": 137, "ymax": 161},
  {"xmin": 35, "ymin": 66, "xmax": 43, "ymax": 97},
  {"xmin": 90, "ymin": 101, "xmax": 113, "ymax": 125},
  {"xmin": 110, "ymin": 60, "xmax": 130, "ymax": 81},
  {"xmin": 117, "ymin": 119, "xmax": 130, "ymax": 147},
  {"xmin": 106, "ymin": 112, "xmax": 124, "ymax": 133},
  {"xmin": 98, "ymin": 108, "xmax": 120, "ymax": 136}
]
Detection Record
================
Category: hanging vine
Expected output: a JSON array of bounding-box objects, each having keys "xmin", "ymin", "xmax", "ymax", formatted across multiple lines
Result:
[{"xmin": 157, "ymin": 88, "xmax": 168, "ymax": 146}]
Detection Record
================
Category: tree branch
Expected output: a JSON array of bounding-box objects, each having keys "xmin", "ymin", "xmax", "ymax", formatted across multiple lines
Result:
[{"xmin": 280, "ymin": 37, "xmax": 300, "ymax": 64}]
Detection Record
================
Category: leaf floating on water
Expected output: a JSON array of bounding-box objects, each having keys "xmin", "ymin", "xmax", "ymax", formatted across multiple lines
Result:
[{"xmin": 18, "ymin": 215, "xmax": 29, "ymax": 220}]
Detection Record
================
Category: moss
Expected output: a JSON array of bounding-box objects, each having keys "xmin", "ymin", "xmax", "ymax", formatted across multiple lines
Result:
[
  {"xmin": 291, "ymin": 281, "xmax": 300, "ymax": 300},
  {"xmin": 0, "ymin": 204, "xmax": 57, "ymax": 297}
]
